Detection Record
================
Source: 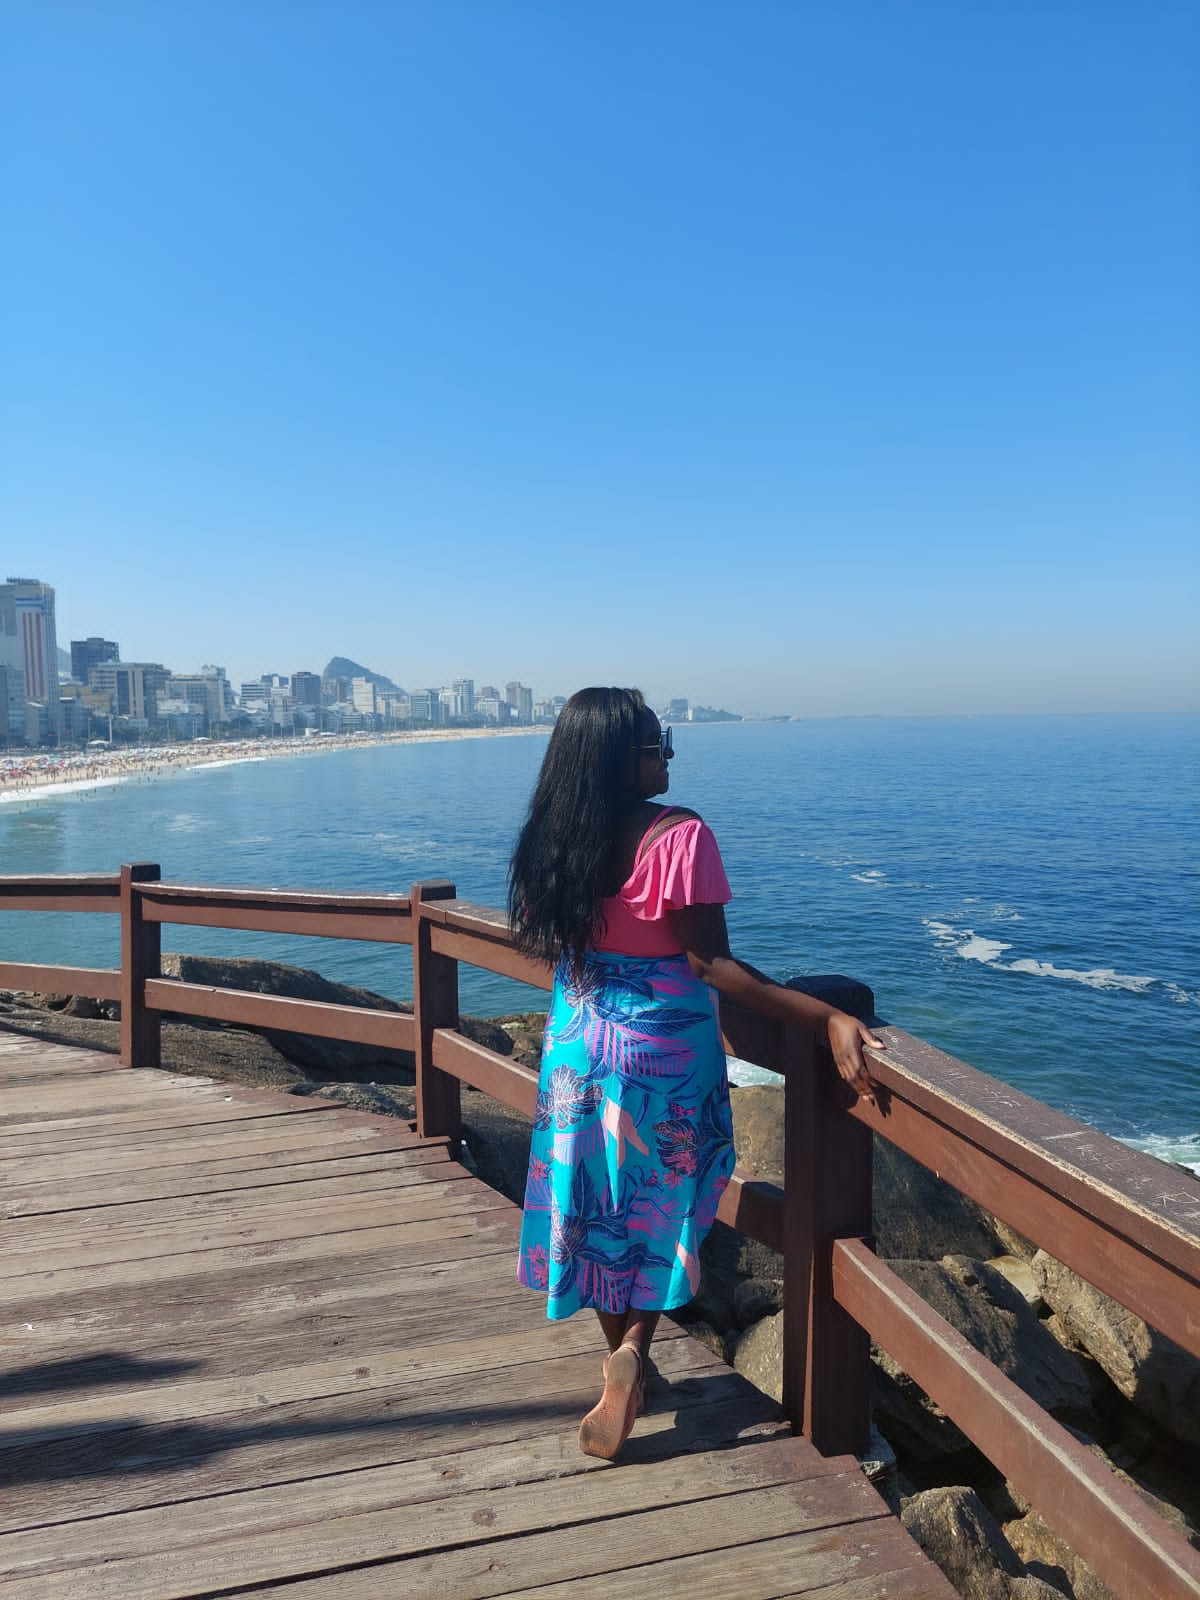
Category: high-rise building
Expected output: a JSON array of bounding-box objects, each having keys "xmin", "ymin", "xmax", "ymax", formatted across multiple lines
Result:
[
  {"xmin": 71, "ymin": 637, "xmax": 120, "ymax": 684},
  {"xmin": 89, "ymin": 662, "xmax": 170, "ymax": 721},
  {"xmin": 452, "ymin": 678, "xmax": 475, "ymax": 718},
  {"xmin": 351, "ymin": 677, "xmax": 377, "ymax": 716},
  {"xmin": 290, "ymin": 671, "xmax": 322, "ymax": 707},
  {"xmin": 0, "ymin": 577, "xmax": 61, "ymax": 740},
  {"xmin": 165, "ymin": 666, "xmax": 233, "ymax": 728},
  {"xmin": 505, "ymin": 682, "xmax": 534, "ymax": 725}
]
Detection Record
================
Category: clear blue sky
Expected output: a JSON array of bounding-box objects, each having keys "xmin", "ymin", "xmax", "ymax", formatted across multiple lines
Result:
[{"xmin": 3, "ymin": 1, "xmax": 1196, "ymax": 715}]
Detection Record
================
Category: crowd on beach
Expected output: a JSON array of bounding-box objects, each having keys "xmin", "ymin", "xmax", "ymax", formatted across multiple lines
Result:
[{"xmin": 0, "ymin": 726, "xmax": 542, "ymax": 804}]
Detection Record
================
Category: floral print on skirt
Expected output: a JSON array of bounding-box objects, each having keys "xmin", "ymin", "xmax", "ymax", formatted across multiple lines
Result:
[{"xmin": 518, "ymin": 949, "xmax": 735, "ymax": 1320}]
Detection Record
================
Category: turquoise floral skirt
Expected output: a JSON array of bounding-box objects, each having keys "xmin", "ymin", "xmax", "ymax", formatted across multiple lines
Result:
[{"xmin": 518, "ymin": 950, "xmax": 735, "ymax": 1320}]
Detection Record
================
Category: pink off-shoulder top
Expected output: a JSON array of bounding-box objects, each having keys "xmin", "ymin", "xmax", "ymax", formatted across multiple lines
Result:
[{"xmin": 593, "ymin": 813, "xmax": 733, "ymax": 957}]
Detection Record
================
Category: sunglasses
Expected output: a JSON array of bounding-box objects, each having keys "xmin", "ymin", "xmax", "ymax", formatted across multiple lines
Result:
[{"xmin": 637, "ymin": 727, "xmax": 674, "ymax": 761}]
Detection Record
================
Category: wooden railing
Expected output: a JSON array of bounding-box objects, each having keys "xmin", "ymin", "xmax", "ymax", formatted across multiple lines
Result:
[{"xmin": 2, "ymin": 867, "xmax": 1198, "ymax": 1600}]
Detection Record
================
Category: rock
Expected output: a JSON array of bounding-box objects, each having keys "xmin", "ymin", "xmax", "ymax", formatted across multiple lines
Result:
[
  {"xmin": 456, "ymin": 1014, "xmax": 514, "ymax": 1056},
  {"xmin": 732, "ymin": 1275, "xmax": 783, "ymax": 1329},
  {"xmin": 992, "ymin": 1219, "xmax": 1039, "ymax": 1262},
  {"xmin": 290, "ymin": 1081, "xmax": 413, "ymax": 1118},
  {"xmin": 460, "ymin": 1091, "xmax": 533, "ymax": 1204},
  {"xmin": 682, "ymin": 1318, "xmax": 728, "ymax": 1364},
  {"xmin": 987, "ymin": 1254, "xmax": 1044, "ymax": 1311},
  {"xmin": 60, "ymin": 994, "xmax": 101, "ymax": 1019},
  {"xmin": 729, "ymin": 1085, "xmax": 786, "ymax": 1187},
  {"xmin": 901, "ymin": 1485, "xmax": 1023, "ymax": 1600},
  {"xmin": 696, "ymin": 1218, "xmax": 782, "ymax": 1333},
  {"xmin": 732, "ymin": 1308, "xmax": 784, "ymax": 1402},
  {"xmin": 159, "ymin": 953, "xmax": 415, "ymax": 1081},
  {"xmin": 873, "ymin": 1346, "xmax": 973, "ymax": 1461},
  {"xmin": 493, "ymin": 1012, "xmax": 546, "ymax": 1069},
  {"xmin": 1004, "ymin": 1511, "xmax": 1114, "ymax": 1600},
  {"xmin": 1032, "ymin": 1251, "xmax": 1200, "ymax": 1448},
  {"xmin": 873, "ymin": 1140, "xmax": 1005, "ymax": 1261},
  {"xmin": 1007, "ymin": 1579, "xmax": 1068, "ymax": 1599},
  {"xmin": 859, "ymin": 1421, "xmax": 897, "ymax": 1484},
  {"xmin": 887, "ymin": 1257, "xmax": 1093, "ymax": 1418}
]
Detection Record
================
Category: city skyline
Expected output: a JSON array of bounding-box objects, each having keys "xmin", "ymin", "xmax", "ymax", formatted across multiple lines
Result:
[
  {"xmin": 4, "ymin": 5, "xmax": 1197, "ymax": 716},
  {"xmin": 7, "ymin": 572, "xmax": 744, "ymax": 744}
]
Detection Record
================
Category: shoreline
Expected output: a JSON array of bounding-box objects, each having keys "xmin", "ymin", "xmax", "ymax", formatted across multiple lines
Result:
[{"xmin": 0, "ymin": 726, "xmax": 547, "ymax": 806}]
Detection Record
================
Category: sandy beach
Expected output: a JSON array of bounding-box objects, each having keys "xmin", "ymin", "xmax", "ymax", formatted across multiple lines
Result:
[{"xmin": 0, "ymin": 726, "xmax": 546, "ymax": 806}]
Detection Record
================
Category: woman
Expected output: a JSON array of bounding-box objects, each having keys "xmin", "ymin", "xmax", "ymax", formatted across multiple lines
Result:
[{"xmin": 509, "ymin": 687, "xmax": 882, "ymax": 1461}]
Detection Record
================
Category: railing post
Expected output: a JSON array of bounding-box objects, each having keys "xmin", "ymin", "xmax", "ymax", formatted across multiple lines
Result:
[
  {"xmin": 782, "ymin": 1021, "xmax": 874, "ymax": 1454},
  {"xmin": 120, "ymin": 862, "xmax": 161, "ymax": 1069},
  {"xmin": 411, "ymin": 880, "xmax": 461, "ymax": 1147}
]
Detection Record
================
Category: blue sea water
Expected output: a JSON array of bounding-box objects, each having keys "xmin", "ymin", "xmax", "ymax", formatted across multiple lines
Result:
[{"xmin": 1, "ymin": 716, "xmax": 1196, "ymax": 1171}]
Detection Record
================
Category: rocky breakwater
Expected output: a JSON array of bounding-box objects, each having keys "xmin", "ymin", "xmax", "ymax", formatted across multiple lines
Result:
[{"xmin": 3, "ymin": 962, "xmax": 1197, "ymax": 1600}]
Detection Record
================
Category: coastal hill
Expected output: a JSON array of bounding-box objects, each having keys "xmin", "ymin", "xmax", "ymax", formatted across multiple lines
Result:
[{"xmin": 322, "ymin": 656, "xmax": 403, "ymax": 693}]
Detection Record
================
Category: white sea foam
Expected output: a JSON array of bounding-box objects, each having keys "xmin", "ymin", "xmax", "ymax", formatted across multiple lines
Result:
[
  {"xmin": 0, "ymin": 776, "xmax": 126, "ymax": 804},
  {"xmin": 1164, "ymin": 983, "xmax": 1200, "ymax": 1006},
  {"xmin": 852, "ymin": 869, "xmax": 887, "ymax": 884},
  {"xmin": 924, "ymin": 917, "xmax": 1162, "ymax": 995},
  {"xmin": 1121, "ymin": 1133, "xmax": 1200, "ymax": 1178},
  {"xmin": 957, "ymin": 935, "xmax": 1014, "ymax": 964},
  {"xmin": 164, "ymin": 813, "xmax": 211, "ymax": 833},
  {"xmin": 190, "ymin": 757, "xmax": 268, "ymax": 770},
  {"xmin": 1006, "ymin": 959, "xmax": 1156, "ymax": 993}
]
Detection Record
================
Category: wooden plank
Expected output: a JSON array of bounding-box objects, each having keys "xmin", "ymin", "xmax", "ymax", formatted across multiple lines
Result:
[
  {"xmin": 4, "ymin": 1169, "xmax": 484, "ymax": 1253},
  {"xmin": 0, "ymin": 1434, "xmax": 859, "ymax": 1599},
  {"xmin": 0, "ymin": 1101, "xmax": 344, "ymax": 1152},
  {"xmin": 1, "ymin": 1116, "xmax": 417, "ymax": 1184},
  {"xmin": 716, "ymin": 1169, "xmax": 784, "ymax": 1252},
  {"xmin": 412, "ymin": 880, "xmax": 463, "ymax": 1142},
  {"xmin": 0, "ymin": 876, "xmax": 121, "ymax": 912},
  {"xmin": 852, "ymin": 1058, "xmax": 1200, "ymax": 1360},
  {"xmin": 0, "ymin": 1239, "xmax": 536, "ymax": 1375},
  {"xmin": 2, "ymin": 1183, "xmax": 514, "ymax": 1280},
  {"xmin": 482, "ymin": 1520, "xmax": 951, "ymax": 1600},
  {"xmin": 0, "ymin": 1309, "xmax": 705, "ymax": 1441},
  {"xmin": 143, "ymin": 979, "xmax": 415, "ymax": 1053},
  {"xmin": 833, "ymin": 1238, "xmax": 1200, "ymax": 1600},
  {"xmin": 862, "ymin": 1027, "xmax": 1200, "ymax": 1252},
  {"xmin": 432, "ymin": 1026, "xmax": 538, "ymax": 1116},
  {"xmin": 470, "ymin": 1516, "xmax": 946, "ymax": 1600},
  {"xmin": 3, "ymin": 1143, "xmax": 449, "ymax": 1215},
  {"xmin": 135, "ymin": 883, "xmax": 413, "ymax": 945},
  {"xmin": 4, "ymin": 1157, "xmax": 465, "ymax": 1231},
  {"xmin": 0, "ymin": 1076, "xmax": 364, "ymax": 1131},
  {"xmin": 0, "ymin": 1340, "xmax": 771, "ymax": 1532},
  {"xmin": 428, "ymin": 911, "xmax": 553, "ymax": 991},
  {"xmin": 0, "ymin": 1205, "xmax": 522, "ymax": 1303},
  {"xmin": 120, "ymin": 861, "xmax": 162, "ymax": 1069},
  {"xmin": 0, "ymin": 964, "xmax": 121, "ymax": 1000}
]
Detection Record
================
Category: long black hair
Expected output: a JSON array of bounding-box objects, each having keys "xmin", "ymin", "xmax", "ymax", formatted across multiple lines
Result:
[{"xmin": 509, "ymin": 687, "xmax": 647, "ymax": 969}]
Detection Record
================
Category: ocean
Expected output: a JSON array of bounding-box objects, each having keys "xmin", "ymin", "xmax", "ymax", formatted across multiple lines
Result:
[{"xmin": 1, "ymin": 715, "xmax": 1196, "ymax": 1173}]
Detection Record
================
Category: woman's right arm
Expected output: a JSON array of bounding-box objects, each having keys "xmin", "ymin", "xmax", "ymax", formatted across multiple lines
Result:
[{"xmin": 667, "ymin": 902, "xmax": 882, "ymax": 1107}]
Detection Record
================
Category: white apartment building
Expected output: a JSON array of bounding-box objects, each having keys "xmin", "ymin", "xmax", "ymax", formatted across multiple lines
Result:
[{"xmin": 0, "ymin": 577, "xmax": 61, "ymax": 741}]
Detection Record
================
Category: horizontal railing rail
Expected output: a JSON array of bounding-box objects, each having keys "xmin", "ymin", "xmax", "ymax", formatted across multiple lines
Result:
[
  {"xmin": 2, "ymin": 864, "xmax": 1198, "ymax": 1600},
  {"xmin": 0, "ymin": 873, "xmax": 122, "ymax": 913}
]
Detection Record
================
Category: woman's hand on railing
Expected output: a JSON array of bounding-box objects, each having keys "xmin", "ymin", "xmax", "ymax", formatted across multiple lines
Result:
[{"xmin": 827, "ymin": 1012, "xmax": 884, "ymax": 1108}]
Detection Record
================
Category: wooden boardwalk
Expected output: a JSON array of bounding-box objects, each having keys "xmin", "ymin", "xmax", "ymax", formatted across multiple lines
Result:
[{"xmin": 0, "ymin": 1033, "xmax": 955, "ymax": 1599}]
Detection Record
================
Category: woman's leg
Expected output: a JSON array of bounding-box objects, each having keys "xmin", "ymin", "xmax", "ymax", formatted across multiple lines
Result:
[{"xmin": 594, "ymin": 1307, "xmax": 660, "ymax": 1357}]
